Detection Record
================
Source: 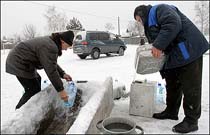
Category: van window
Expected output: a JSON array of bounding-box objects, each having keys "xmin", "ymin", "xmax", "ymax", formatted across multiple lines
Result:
[
  {"xmin": 89, "ymin": 33, "xmax": 98, "ymax": 40},
  {"xmin": 75, "ymin": 35, "xmax": 82, "ymax": 40},
  {"xmin": 99, "ymin": 33, "xmax": 109, "ymax": 40},
  {"xmin": 110, "ymin": 33, "xmax": 116, "ymax": 40}
]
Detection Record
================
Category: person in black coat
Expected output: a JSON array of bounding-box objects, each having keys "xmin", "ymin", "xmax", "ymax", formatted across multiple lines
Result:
[
  {"xmin": 6, "ymin": 30, "xmax": 74, "ymax": 109},
  {"xmin": 134, "ymin": 4, "xmax": 209, "ymax": 133}
]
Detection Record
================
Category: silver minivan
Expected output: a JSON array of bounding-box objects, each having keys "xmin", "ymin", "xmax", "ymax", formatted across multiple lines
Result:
[{"xmin": 73, "ymin": 31, "xmax": 126, "ymax": 59}]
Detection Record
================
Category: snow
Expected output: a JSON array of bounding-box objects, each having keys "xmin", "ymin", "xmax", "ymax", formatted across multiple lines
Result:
[
  {"xmin": 1, "ymin": 44, "xmax": 209, "ymax": 133},
  {"xmin": 205, "ymin": 35, "xmax": 209, "ymax": 42},
  {"xmin": 1, "ymin": 85, "xmax": 59, "ymax": 134}
]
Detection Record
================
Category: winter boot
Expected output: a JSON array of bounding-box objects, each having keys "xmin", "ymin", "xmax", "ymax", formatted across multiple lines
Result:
[
  {"xmin": 153, "ymin": 110, "xmax": 178, "ymax": 120},
  {"xmin": 172, "ymin": 120, "xmax": 198, "ymax": 133}
]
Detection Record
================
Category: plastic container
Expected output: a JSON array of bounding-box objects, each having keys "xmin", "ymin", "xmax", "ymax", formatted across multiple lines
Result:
[
  {"xmin": 156, "ymin": 83, "xmax": 166, "ymax": 104},
  {"xmin": 64, "ymin": 81, "xmax": 77, "ymax": 108},
  {"xmin": 134, "ymin": 44, "xmax": 166, "ymax": 75},
  {"xmin": 41, "ymin": 79, "xmax": 50, "ymax": 90}
]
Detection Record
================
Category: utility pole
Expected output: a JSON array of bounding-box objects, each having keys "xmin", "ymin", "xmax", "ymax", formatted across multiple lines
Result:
[{"xmin": 118, "ymin": 16, "xmax": 120, "ymax": 36}]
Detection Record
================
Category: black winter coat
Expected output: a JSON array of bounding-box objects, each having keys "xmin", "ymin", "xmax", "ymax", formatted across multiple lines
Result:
[
  {"xmin": 144, "ymin": 4, "xmax": 209, "ymax": 69},
  {"xmin": 6, "ymin": 36, "xmax": 66, "ymax": 92}
]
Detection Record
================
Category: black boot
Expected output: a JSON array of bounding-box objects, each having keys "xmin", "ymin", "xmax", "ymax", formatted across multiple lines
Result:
[
  {"xmin": 153, "ymin": 110, "xmax": 178, "ymax": 120},
  {"xmin": 172, "ymin": 120, "xmax": 198, "ymax": 133}
]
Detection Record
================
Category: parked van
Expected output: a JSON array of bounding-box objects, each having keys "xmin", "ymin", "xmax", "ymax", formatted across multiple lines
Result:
[{"xmin": 73, "ymin": 31, "xmax": 126, "ymax": 59}]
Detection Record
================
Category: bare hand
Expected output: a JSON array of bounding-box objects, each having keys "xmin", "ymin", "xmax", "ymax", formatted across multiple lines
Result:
[
  {"xmin": 63, "ymin": 74, "xmax": 72, "ymax": 81},
  {"xmin": 151, "ymin": 46, "xmax": 163, "ymax": 58},
  {"xmin": 59, "ymin": 90, "xmax": 68, "ymax": 101}
]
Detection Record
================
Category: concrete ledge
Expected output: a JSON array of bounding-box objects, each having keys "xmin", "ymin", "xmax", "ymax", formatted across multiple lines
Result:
[
  {"xmin": 1, "ymin": 77, "xmax": 114, "ymax": 134},
  {"xmin": 1, "ymin": 84, "xmax": 60, "ymax": 134},
  {"xmin": 67, "ymin": 77, "xmax": 114, "ymax": 134}
]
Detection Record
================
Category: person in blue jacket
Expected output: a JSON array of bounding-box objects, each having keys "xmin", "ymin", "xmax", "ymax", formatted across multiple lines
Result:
[{"xmin": 134, "ymin": 4, "xmax": 209, "ymax": 133}]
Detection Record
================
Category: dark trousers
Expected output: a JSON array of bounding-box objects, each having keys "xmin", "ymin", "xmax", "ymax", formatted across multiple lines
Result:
[
  {"xmin": 16, "ymin": 74, "xmax": 41, "ymax": 109},
  {"xmin": 162, "ymin": 56, "xmax": 203, "ymax": 124}
]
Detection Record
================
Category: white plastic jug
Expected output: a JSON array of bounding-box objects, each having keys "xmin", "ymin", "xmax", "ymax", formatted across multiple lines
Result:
[{"xmin": 64, "ymin": 81, "xmax": 77, "ymax": 108}]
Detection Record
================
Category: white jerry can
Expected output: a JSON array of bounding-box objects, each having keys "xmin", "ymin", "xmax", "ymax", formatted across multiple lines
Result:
[
  {"xmin": 134, "ymin": 44, "xmax": 165, "ymax": 75},
  {"xmin": 129, "ymin": 80, "xmax": 157, "ymax": 118}
]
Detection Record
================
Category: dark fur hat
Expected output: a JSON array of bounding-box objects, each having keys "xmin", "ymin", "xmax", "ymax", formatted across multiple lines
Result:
[{"xmin": 60, "ymin": 30, "xmax": 74, "ymax": 46}]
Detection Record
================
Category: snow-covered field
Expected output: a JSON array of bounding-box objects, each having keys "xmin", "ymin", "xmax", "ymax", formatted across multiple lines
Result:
[{"xmin": 1, "ymin": 45, "xmax": 209, "ymax": 133}]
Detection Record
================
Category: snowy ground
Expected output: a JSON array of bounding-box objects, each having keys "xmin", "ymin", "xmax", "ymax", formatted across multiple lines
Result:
[{"xmin": 1, "ymin": 45, "xmax": 209, "ymax": 133}]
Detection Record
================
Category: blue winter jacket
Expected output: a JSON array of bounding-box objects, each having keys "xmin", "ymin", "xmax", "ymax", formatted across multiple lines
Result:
[{"xmin": 144, "ymin": 4, "xmax": 209, "ymax": 69}]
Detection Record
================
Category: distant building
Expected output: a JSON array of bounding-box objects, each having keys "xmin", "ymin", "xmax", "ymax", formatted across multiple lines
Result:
[{"xmin": 1, "ymin": 40, "xmax": 15, "ymax": 50}]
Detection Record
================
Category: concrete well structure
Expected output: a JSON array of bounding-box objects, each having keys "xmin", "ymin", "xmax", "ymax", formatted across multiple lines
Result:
[{"xmin": 1, "ymin": 77, "xmax": 114, "ymax": 134}]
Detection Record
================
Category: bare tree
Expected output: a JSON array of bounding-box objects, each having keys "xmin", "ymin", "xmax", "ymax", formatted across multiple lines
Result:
[
  {"xmin": 127, "ymin": 21, "xmax": 144, "ymax": 36},
  {"xmin": 44, "ymin": 6, "xmax": 67, "ymax": 33},
  {"xmin": 2, "ymin": 36, "xmax": 7, "ymax": 41},
  {"xmin": 194, "ymin": 1, "xmax": 209, "ymax": 35},
  {"xmin": 13, "ymin": 33, "xmax": 22, "ymax": 44},
  {"xmin": 22, "ymin": 24, "xmax": 37, "ymax": 40},
  {"xmin": 105, "ymin": 23, "xmax": 115, "ymax": 32}
]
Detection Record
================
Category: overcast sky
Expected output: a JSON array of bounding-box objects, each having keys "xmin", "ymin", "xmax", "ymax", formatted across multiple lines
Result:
[{"xmin": 1, "ymin": 1, "xmax": 197, "ymax": 38}]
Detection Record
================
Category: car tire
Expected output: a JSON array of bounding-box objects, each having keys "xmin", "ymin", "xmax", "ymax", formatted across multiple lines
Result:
[
  {"xmin": 106, "ymin": 53, "xmax": 111, "ymax": 57},
  {"xmin": 91, "ymin": 48, "xmax": 100, "ymax": 59},
  {"xmin": 118, "ymin": 47, "xmax": 124, "ymax": 56},
  {"xmin": 77, "ymin": 54, "xmax": 87, "ymax": 59}
]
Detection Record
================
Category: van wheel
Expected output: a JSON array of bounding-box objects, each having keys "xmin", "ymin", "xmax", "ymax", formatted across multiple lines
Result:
[
  {"xmin": 118, "ymin": 47, "xmax": 124, "ymax": 56},
  {"xmin": 77, "ymin": 54, "xmax": 87, "ymax": 59},
  {"xmin": 91, "ymin": 49, "xmax": 100, "ymax": 59},
  {"xmin": 106, "ymin": 53, "xmax": 111, "ymax": 57}
]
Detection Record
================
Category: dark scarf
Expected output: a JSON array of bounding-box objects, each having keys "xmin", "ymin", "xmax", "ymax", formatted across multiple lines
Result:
[{"xmin": 50, "ymin": 33, "xmax": 62, "ymax": 56}]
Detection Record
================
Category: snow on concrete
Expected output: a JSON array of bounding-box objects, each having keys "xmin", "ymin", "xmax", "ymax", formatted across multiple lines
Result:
[
  {"xmin": 1, "ymin": 78, "xmax": 112, "ymax": 134},
  {"xmin": 1, "ymin": 84, "xmax": 60, "ymax": 134},
  {"xmin": 1, "ymin": 44, "xmax": 209, "ymax": 133},
  {"xmin": 67, "ymin": 77, "xmax": 113, "ymax": 134}
]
